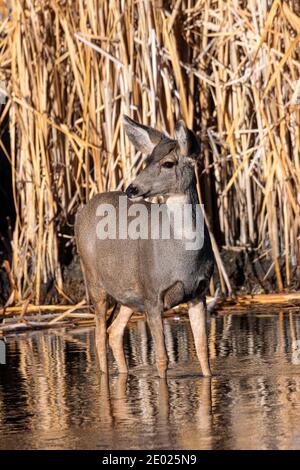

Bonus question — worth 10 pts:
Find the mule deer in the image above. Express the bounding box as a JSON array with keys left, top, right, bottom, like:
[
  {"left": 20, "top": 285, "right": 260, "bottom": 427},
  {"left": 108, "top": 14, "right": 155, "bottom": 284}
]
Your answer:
[{"left": 75, "top": 116, "right": 215, "bottom": 378}]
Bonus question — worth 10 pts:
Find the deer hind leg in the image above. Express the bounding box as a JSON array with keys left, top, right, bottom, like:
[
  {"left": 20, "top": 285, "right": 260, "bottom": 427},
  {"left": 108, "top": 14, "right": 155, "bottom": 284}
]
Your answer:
[
  {"left": 94, "top": 294, "right": 109, "bottom": 374},
  {"left": 146, "top": 304, "right": 168, "bottom": 379},
  {"left": 188, "top": 297, "right": 212, "bottom": 377},
  {"left": 87, "top": 281, "right": 108, "bottom": 374},
  {"left": 107, "top": 305, "right": 133, "bottom": 373}
]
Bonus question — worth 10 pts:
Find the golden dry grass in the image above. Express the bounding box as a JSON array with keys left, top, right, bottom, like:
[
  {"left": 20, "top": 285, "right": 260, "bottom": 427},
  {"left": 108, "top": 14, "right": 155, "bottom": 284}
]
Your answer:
[{"left": 0, "top": 0, "right": 300, "bottom": 304}]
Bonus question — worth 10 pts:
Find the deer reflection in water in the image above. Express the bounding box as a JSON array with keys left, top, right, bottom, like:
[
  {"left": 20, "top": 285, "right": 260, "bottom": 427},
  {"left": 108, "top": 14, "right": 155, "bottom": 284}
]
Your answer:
[{"left": 1, "top": 312, "right": 300, "bottom": 449}]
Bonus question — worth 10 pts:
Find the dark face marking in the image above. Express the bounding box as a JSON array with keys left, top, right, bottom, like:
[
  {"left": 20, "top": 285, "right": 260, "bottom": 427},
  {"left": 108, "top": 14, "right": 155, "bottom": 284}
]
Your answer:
[{"left": 145, "top": 138, "right": 177, "bottom": 164}]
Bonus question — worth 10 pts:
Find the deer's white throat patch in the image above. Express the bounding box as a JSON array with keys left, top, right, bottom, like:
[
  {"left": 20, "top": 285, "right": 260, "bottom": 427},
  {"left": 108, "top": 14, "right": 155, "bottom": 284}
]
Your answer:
[
  {"left": 165, "top": 194, "right": 197, "bottom": 243},
  {"left": 166, "top": 194, "right": 189, "bottom": 207}
]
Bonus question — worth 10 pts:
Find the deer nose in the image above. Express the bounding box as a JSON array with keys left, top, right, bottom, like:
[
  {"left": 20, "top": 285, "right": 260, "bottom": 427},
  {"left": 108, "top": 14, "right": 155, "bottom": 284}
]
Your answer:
[{"left": 126, "top": 184, "right": 140, "bottom": 199}]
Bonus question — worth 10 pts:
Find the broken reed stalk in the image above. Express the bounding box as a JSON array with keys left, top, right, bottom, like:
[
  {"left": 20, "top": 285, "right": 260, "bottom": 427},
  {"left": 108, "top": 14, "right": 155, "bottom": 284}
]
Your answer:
[
  {"left": 0, "top": 303, "right": 90, "bottom": 316},
  {"left": 0, "top": 0, "right": 300, "bottom": 305},
  {"left": 2, "top": 292, "right": 300, "bottom": 336}
]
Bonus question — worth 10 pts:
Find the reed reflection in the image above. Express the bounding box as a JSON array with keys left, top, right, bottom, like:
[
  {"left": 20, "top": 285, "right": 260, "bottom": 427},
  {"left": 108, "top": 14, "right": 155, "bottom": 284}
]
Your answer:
[{"left": 0, "top": 311, "right": 300, "bottom": 449}]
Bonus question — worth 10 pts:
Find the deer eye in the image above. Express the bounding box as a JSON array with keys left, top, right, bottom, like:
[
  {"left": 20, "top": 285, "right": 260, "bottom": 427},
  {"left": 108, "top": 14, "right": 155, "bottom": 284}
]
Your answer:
[{"left": 161, "top": 161, "right": 175, "bottom": 169}]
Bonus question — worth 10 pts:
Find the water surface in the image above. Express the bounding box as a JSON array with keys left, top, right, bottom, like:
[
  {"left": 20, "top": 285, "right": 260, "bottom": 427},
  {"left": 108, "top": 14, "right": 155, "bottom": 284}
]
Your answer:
[{"left": 1, "top": 310, "right": 300, "bottom": 449}]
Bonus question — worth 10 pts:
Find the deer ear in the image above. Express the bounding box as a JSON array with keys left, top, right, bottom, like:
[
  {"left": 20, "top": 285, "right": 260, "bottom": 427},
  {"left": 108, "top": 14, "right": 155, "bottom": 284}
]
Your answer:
[
  {"left": 122, "top": 115, "right": 164, "bottom": 154},
  {"left": 175, "top": 120, "right": 200, "bottom": 160}
]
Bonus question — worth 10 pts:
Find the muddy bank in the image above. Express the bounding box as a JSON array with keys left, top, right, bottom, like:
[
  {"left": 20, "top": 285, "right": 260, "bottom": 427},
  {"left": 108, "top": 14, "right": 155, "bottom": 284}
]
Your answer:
[{"left": 217, "top": 249, "right": 300, "bottom": 295}]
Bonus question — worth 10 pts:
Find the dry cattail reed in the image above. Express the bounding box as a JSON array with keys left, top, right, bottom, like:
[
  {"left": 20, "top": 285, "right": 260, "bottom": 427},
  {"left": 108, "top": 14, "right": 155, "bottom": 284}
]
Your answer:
[{"left": 0, "top": 0, "right": 299, "bottom": 305}]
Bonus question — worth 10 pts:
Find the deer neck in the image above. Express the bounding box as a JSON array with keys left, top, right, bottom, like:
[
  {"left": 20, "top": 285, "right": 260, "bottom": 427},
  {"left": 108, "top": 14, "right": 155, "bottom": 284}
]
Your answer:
[
  {"left": 165, "top": 180, "right": 200, "bottom": 232},
  {"left": 166, "top": 178, "right": 199, "bottom": 208}
]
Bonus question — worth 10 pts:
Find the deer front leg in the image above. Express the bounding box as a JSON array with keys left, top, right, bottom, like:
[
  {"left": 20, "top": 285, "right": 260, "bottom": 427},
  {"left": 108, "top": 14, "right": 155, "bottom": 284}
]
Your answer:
[
  {"left": 146, "top": 305, "right": 168, "bottom": 379},
  {"left": 108, "top": 305, "right": 133, "bottom": 373},
  {"left": 188, "top": 297, "right": 212, "bottom": 377}
]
